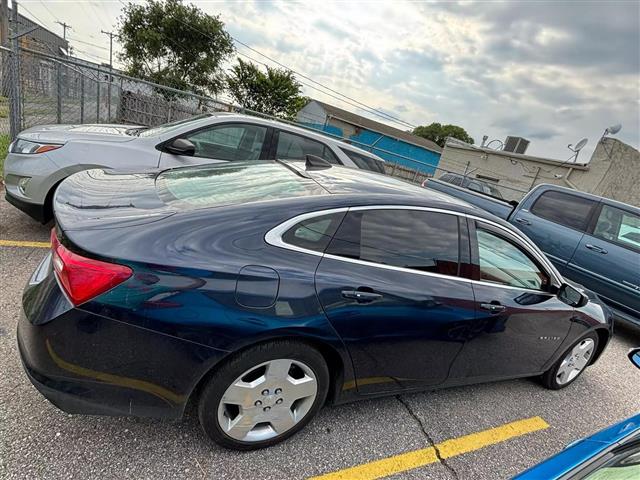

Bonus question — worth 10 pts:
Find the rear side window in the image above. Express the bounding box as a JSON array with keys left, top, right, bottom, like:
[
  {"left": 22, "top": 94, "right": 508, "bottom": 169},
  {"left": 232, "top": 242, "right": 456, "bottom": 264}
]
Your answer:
[
  {"left": 276, "top": 131, "right": 340, "bottom": 164},
  {"left": 339, "top": 148, "right": 385, "bottom": 173},
  {"left": 593, "top": 205, "right": 640, "bottom": 251},
  {"left": 281, "top": 213, "right": 345, "bottom": 253},
  {"left": 531, "top": 191, "right": 597, "bottom": 231},
  {"left": 326, "top": 209, "right": 460, "bottom": 276}
]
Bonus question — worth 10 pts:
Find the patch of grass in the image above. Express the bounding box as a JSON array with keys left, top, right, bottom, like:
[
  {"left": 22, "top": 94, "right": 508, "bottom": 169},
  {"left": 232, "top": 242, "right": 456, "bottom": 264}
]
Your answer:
[{"left": 0, "top": 133, "right": 10, "bottom": 181}]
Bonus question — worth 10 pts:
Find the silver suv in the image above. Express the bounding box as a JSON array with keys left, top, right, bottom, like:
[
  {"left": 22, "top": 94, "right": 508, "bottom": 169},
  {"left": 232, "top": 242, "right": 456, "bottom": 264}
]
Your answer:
[{"left": 3, "top": 113, "right": 385, "bottom": 222}]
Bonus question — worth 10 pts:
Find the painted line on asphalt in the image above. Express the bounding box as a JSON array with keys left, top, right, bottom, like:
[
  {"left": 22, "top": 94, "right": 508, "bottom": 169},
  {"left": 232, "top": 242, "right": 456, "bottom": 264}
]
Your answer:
[
  {"left": 0, "top": 240, "right": 50, "bottom": 248},
  {"left": 308, "top": 416, "right": 549, "bottom": 480}
]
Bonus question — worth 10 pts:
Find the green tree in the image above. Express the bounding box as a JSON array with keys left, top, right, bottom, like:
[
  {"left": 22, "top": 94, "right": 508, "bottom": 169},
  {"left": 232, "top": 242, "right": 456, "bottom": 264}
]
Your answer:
[
  {"left": 118, "top": 0, "right": 234, "bottom": 95},
  {"left": 227, "top": 58, "right": 308, "bottom": 119},
  {"left": 412, "top": 123, "right": 474, "bottom": 147}
]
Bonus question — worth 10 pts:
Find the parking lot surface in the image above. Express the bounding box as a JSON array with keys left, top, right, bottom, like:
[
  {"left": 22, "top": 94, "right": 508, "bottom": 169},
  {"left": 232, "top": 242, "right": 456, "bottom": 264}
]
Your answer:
[{"left": 1, "top": 190, "right": 639, "bottom": 480}]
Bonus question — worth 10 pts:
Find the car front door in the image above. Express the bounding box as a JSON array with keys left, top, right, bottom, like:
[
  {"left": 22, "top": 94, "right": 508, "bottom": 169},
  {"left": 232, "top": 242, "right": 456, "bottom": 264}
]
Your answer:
[
  {"left": 159, "top": 123, "right": 271, "bottom": 167},
  {"left": 511, "top": 189, "right": 598, "bottom": 273},
  {"left": 568, "top": 203, "right": 640, "bottom": 320},
  {"left": 449, "top": 221, "right": 573, "bottom": 380},
  {"left": 314, "top": 207, "right": 476, "bottom": 394}
]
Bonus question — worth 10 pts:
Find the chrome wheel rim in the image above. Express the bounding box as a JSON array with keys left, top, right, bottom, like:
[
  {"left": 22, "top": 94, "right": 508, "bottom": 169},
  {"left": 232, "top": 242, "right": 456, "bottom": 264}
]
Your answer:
[
  {"left": 217, "top": 358, "right": 318, "bottom": 442},
  {"left": 556, "top": 338, "right": 595, "bottom": 385}
]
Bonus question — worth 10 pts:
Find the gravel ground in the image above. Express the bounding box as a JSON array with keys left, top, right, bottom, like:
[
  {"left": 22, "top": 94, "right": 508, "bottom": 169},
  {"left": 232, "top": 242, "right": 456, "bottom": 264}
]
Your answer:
[{"left": 1, "top": 190, "right": 639, "bottom": 480}]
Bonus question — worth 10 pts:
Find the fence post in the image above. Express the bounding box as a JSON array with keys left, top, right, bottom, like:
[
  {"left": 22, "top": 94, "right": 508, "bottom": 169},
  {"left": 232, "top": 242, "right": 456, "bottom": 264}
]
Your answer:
[
  {"left": 107, "top": 72, "right": 111, "bottom": 121},
  {"left": 96, "top": 79, "right": 100, "bottom": 122},
  {"left": 79, "top": 75, "right": 84, "bottom": 123},
  {"left": 56, "top": 62, "right": 62, "bottom": 123},
  {"left": 8, "top": 3, "right": 22, "bottom": 139}
]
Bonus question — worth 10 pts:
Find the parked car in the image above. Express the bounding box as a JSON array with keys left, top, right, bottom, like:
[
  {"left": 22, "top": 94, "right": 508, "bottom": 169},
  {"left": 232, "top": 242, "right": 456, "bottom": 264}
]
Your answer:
[
  {"left": 425, "top": 172, "right": 504, "bottom": 199},
  {"left": 514, "top": 347, "right": 640, "bottom": 479},
  {"left": 19, "top": 159, "right": 612, "bottom": 450},
  {"left": 424, "top": 180, "right": 640, "bottom": 328},
  {"left": 3, "top": 113, "right": 385, "bottom": 223}
]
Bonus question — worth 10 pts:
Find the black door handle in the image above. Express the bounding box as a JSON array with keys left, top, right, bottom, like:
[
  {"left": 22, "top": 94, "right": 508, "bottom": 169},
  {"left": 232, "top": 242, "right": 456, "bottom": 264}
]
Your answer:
[
  {"left": 585, "top": 244, "right": 608, "bottom": 254},
  {"left": 480, "top": 302, "right": 506, "bottom": 313},
  {"left": 341, "top": 289, "right": 383, "bottom": 303},
  {"left": 514, "top": 217, "right": 531, "bottom": 226}
]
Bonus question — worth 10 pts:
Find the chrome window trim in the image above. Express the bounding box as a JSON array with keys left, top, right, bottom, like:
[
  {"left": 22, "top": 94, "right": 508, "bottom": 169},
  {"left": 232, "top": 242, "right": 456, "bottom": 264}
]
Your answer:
[{"left": 264, "top": 205, "right": 563, "bottom": 292}]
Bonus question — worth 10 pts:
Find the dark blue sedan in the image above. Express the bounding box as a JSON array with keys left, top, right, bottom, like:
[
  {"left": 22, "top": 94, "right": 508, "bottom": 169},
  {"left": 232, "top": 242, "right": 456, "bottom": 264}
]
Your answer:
[{"left": 18, "top": 159, "right": 613, "bottom": 449}]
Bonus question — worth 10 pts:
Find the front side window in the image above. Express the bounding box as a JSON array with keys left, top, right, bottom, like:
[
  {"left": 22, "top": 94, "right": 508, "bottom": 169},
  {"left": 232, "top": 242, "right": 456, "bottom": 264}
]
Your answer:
[
  {"left": 326, "top": 209, "right": 460, "bottom": 276},
  {"left": 276, "top": 131, "right": 339, "bottom": 163},
  {"left": 185, "top": 124, "right": 266, "bottom": 161},
  {"left": 593, "top": 205, "right": 640, "bottom": 250},
  {"left": 477, "top": 228, "right": 549, "bottom": 290},
  {"left": 531, "top": 190, "right": 597, "bottom": 231},
  {"left": 281, "top": 213, "right": 345, "bottom": 253}
]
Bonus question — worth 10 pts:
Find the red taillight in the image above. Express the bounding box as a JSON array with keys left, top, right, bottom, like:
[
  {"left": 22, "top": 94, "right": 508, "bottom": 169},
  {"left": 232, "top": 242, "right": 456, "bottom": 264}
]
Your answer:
[{"left": 50, "top": 229, "right": 132, "bottom": 306}]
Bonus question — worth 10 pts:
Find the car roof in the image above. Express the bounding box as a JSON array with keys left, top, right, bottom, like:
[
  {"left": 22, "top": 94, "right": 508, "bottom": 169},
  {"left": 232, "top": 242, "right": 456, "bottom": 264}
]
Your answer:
[{"left": 159, "top": 160, "right": 494, "bottom": 219}]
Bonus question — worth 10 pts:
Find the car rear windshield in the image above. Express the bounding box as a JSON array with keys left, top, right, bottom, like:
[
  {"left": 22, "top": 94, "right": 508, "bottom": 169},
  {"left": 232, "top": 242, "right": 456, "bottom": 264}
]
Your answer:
[{"left": 156, "top": 162, "right": 328, "bottom": 208}]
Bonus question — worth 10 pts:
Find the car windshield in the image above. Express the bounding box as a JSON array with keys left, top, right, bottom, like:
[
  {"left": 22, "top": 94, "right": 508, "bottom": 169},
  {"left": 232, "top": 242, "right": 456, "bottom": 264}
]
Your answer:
[
  {"left": 582, "top": 441, "right": 640, "bottom": 480},
  {"left": 156, "top": 161, "right": 328, "bottom": 208},
  {"left": 137, "top": 114, "right": 212, "bottom": 138}
]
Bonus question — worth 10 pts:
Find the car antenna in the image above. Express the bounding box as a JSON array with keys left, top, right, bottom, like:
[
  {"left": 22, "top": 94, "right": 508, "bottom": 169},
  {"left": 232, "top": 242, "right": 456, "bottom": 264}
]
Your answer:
[{"left": 305, "top": 155, "right": 332, "bottom": 170}]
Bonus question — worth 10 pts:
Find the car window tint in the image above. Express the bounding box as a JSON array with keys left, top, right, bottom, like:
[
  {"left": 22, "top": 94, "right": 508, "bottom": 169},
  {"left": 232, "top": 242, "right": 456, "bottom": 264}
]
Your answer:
[
  {"left": 531, "top": 191, "right": 596, "bottom": 231},
  {"left": 281, "top": 213, "right": 345, "bottom": 252},
  {"left": 487, "top": 185, "right": 503, "bottom": 199},
  {"left": 326, "top": 209, "right": 460, "bottom": 276},
  {"left": 450, "top": 176, "right": 463, "bottom": 186},
  {"left": 186, "top": 124, "right": 266, "bottom": 161},
  {"left": 339, "top": 148, "right": 385, "bottom": 173},
  {"left": 477, "top": 228, "right": 548, "bottom": 290},
  {"left": 277, "top": 131, "right": 339, "bottom": 164},
  {"left": 468, "top": 181, "right": 483, "bottom": 193},
  {"left": 593, "top": 205, "right": 640, "bottom": 250}
]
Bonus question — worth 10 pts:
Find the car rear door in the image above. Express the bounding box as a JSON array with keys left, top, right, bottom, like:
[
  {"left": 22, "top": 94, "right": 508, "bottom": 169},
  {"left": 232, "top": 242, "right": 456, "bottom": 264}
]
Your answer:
[
  {"left": 271, "top": 130, "right": 342, "bottom": 164},
  {"left": 314, "top": 207, "right": 476, "bottom": 394},
  {"left": 448, "top": 220, "right": 573, "bottom": 380},
  {"left": 567, "top": 203, "right": 640, "bottom": 320},
  {"left": 511, "top": 189, "right": 598, "bottom": 273}
]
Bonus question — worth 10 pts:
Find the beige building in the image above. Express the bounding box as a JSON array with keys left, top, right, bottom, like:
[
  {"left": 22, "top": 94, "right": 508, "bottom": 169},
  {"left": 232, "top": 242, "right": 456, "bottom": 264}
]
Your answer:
[{"left": 438, "top": 137, "right": 640, "bottom": 206}]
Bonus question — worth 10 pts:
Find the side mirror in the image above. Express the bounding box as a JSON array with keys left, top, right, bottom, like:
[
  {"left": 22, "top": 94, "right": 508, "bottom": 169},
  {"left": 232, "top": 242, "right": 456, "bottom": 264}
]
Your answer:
[
  {"left": 558, "top": 283, "right": 588, "bottom": 308},
  {"left": 629, "top": 348, "right": 640, "bottom": 369},
  {"left": 165, "top": 138, "right": 196, "bottom": 156}
]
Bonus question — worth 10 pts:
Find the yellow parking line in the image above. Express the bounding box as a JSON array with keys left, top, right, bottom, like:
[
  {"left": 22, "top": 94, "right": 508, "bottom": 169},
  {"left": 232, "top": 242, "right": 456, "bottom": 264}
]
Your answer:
[
  {"left": 0, "top": 240, "right": 50, "bottom": 248},
  {"left": 309, "top": 416, "right": 549, "bottom": 480}
]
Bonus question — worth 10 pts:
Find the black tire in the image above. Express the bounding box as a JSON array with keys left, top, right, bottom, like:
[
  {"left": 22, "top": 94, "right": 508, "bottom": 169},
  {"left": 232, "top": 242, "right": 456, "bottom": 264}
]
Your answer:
[
  {"left": 540, "top": 333, "right": 599, "bottom": 390},
  {"left": 198, "top": 340, "right": 329, "bottom": 450}
]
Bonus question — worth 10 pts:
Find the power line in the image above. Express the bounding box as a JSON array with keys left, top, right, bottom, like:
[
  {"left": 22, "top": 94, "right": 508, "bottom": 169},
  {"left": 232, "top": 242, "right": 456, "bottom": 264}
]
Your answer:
[
  {"left": 115, "top": 0, "right": 417, "bottom": 130},
  {"left": 38, "top": 0, "right": 59, "bottom": 22},
  {"left": 55, "top": 20, "right": 71, "bottom": 40}
]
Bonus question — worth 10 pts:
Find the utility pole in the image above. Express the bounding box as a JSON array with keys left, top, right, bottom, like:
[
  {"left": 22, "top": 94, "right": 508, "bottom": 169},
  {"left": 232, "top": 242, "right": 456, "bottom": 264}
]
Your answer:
[
  {"left": 56, "top": 21, "right": 71, "bottom": 39},
  {"left": 101, "top": 30, "right": 116, "bottom": 121}
]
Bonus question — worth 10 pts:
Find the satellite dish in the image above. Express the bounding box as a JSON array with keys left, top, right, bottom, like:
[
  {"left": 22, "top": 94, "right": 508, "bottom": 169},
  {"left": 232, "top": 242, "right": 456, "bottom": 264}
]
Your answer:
[
  {"left": 568, "top": 138, "right": 588, "bottom": 152},
  {"left": 574, "top": 138, "right": 588, "bottom": 151},
  {"left": 606, "top": 124, "right": 622, "bottom": 135}
]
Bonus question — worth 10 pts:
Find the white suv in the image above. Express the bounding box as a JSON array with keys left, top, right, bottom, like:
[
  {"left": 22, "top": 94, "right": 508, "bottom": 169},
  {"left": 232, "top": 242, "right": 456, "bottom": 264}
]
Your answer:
[{"left": 3, "top": 113, "right": 385, "bottom": 222}]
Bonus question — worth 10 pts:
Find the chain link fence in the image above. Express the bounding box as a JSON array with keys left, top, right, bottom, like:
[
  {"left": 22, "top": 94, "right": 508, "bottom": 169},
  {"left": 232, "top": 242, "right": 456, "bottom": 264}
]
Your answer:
[{"left": 1, "top": 45, "right": 527, "bottom": 201}]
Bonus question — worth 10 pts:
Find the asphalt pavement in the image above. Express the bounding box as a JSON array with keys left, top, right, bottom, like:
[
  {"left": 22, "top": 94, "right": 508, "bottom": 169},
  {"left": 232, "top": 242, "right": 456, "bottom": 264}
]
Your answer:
[{"left": 1, "top": 190, "right": 639, "bottom": 480}]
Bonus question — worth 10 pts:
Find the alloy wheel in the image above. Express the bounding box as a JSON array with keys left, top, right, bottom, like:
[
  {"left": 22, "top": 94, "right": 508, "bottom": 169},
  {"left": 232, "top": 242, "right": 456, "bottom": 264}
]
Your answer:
[
  {"left": 556, "top": 338, "right": 595, "bottom": 385},
  {"left": 217, "top": 358, "right": 318, "bottom": 442}
]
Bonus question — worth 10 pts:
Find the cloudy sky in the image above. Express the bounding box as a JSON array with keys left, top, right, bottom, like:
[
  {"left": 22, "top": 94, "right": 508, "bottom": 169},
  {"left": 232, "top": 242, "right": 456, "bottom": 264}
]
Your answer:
[{"left": 18, "top": 0, "right": 640, "bottom": 161}]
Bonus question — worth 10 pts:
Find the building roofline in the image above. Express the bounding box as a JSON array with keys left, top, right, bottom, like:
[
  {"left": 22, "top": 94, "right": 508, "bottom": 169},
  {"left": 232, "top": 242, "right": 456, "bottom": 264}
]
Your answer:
[
  {"left": 308, "top": 99, "right": 442, "bottom": 154},
  {"left": 444, "top": 139, "right": 590, "bottom": 170}
]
